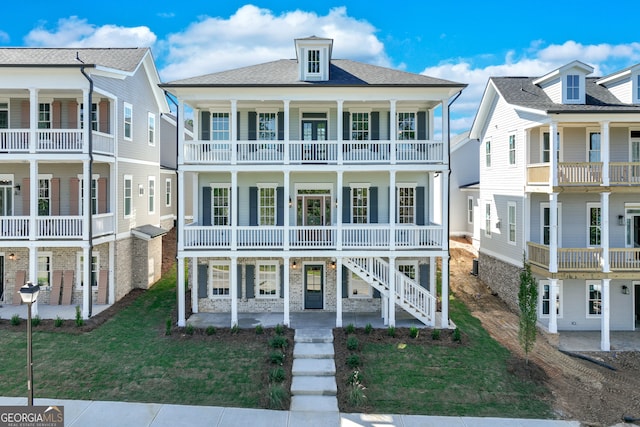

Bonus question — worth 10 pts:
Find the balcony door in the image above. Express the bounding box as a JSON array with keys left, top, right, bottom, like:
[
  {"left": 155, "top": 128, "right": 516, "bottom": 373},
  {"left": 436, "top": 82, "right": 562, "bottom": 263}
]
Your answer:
[
  {"left": 0, "top": 179, "right": 13, "bottom": 216},
  {"left": 302, "top": 119, "right": 327, "bottom": 161},
  {"left": 296, "top": 189, "right": 332, "bottom": 243},
  {"left": 304, "top": 264, "right": 323, "bottom": 309}
]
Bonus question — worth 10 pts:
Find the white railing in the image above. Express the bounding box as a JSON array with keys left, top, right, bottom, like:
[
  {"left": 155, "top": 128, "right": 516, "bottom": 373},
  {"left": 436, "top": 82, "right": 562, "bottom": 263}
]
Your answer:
[
  {"left": 558, "top": 162, "right": 602, "bottom": 185},
  {"left": 289, "top": 141, "right": 338, "bottom": 163},
  {"left": 238, "top": 143, "right": 285, "bottom": 163},
  {"left": 92, "top": 213, "right": 114, "bottom": 237},
  {"left": 342, "top": 226, "right": 390, "bottom": 248},
  {"left": 610, "top": 162, "right": 640, "bottom": 184},
  {"left": 237, "top": 226, "right": 284, "bottom": 248},
  {"left": 37, "top": 216, "right": 83, "bottom": 238},
  {"left": 609, "top": 248, "right": 640, "bottom": 270},
  {"left": 289, "top": 227, "right": 336, "bottom": 248},
  {"left": 0, "top": 216, "right": 29, "bottom": 239},
  {"left": 0, "top": 129, "right": 30, "bottom": 151},
  {"left": 395, "top": 141, "right": 443, "bottom": 163},
  {"left": 37, "top": 130, "right": 83, "bottom": 151},
  {"left": 395, "top": 226, "right": 443, "bottom": 248},
  {"left": 92, "top": 131, "right": 115, "bottom": 155},
  {"left": 394, "top": 269, "right": 435, "bottom": 321},
  {"left": 183, "top": 226, "right": 231, "bottom": 248},
  {"left": 345, "top": 257, "right": 389, "bottom": 289},
  {"left": 342, "top": 142, "right": 390, "bottom": 162}
]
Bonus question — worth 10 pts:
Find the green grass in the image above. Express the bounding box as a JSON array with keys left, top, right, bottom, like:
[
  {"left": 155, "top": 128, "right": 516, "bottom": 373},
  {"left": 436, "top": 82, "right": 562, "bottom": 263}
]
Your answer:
[
  {"left": 357, "top": 296, "right": 553, "bottom": 418},
  {"left": 0, "top": 266, "right": 268, "bottom": 408}
]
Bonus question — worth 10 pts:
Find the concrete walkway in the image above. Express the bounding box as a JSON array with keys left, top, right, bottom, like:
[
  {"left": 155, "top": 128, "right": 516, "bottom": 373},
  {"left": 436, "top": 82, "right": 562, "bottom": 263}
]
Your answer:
[{"left": 0, "top": 396, "right": 582, "bottom": 426}]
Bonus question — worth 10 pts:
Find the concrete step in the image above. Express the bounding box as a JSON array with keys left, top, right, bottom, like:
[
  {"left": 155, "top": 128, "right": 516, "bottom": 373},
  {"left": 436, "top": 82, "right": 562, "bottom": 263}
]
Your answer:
[
  {"left": 291, "top": 376, "right": 337, "bottom": 396},
  {"left": 290, "top": 395, "right": 339, "bottom": 412},
  {"left": 292, "top": 358, "right": 335, "bottom": 376},
  {"left": 293, "top": 342, "right": 334, "bottom": 359},
  {"left": 295, "top": 328, "right": 333, "bottom": 344}
]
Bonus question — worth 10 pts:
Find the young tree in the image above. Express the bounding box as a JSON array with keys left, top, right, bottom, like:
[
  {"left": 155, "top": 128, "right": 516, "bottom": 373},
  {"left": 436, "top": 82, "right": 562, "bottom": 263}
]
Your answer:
[{"left": 518, "top": 260, "right": 538, "bottom": 364}]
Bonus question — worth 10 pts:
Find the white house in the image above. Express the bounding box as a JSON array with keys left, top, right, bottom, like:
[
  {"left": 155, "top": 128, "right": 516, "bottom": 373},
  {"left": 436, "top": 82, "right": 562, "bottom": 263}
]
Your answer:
[
  {"left": 470, "top": 61, "right": 640, "bottom": 350},
  {"left": 162, "top": 36, "right": 466, "bottom": 328},
  {"left": 0, "top": 48, "right": 176, "bottom": 318}
]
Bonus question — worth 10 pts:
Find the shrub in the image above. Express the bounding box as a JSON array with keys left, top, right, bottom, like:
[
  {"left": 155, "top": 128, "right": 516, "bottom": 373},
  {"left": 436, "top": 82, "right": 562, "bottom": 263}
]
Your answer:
[
  {"left": 346, "top": 336, "right": 359, "bottom": 351},
  {"left": 387, "top": 326, "right": 396, "bottom": 337},
  {"left": 347, "top": 370, "right": 362, "bottom": 386},
  {"left": 345, "top": 323, "right": 355, "bottom": 334},
  {"left": 348, "top": 382, "right": 367, "bottom": 407},
  {"left": 274, "top": 324, "right": 284, "bottom": 335},
  {"left": 269, "top": 351, "right": 285, "bottom": 365},
  {"left": 205, "top": 326, "right": 216, "bottom": 336},
  {"left": 54, "top": 316, "right": 64, "bottom": 328},
  {"left": 453, "top": 327, "right": 462, "bottom": 342},
  {"left": 364, "top": 323, "right": 373, "bottom": 334},
  {"left": 269, "top": 367, "right": 286, "bottom": 383},
  {"left": 346, "top": 354, "right": 361, "bottom": 368},
  {"left": 231, "top": 324, "right": 240, "bottom": 334},
  {"left": 267, "top": 384, "right": 287, "bottom": 410},
  {"left": 269, "top": 335, "right": 288, "bottom": 349},
  {"left": 10, "top": 314, "right": 21, "bottom": 326},
  {"left": 255, "top": 324, "right": 264, "bottom": 335},
  {"left": 431, "top": 328, "right": 441, "bottom": 340},
  {"left": 75, "top": 305, "right": 84, "bottom": 327},
  {"left": 409, "top": 326, "right": 419, "bottom": 338},
  {"left": 165, "top": 318, "right": 172, "bottom": 336},
  {"left": 185, "top": 323, "right": 195, "bottom": 336},
  {"left": 31, "top": 315, "right": 41, "bottom": 327}
]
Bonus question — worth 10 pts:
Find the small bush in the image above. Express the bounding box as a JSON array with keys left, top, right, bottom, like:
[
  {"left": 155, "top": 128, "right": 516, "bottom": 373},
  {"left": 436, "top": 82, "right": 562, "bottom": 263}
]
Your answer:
[
  {"left": 185, "top": 324, "right": 195, "bottom": 336},
  {"left": 387, "top": 326, "right": 396, "bottom": 337},
  {"left": 255, "top": 324, "right": 264, "bottom": 335},
  {"left": 75, "top": 305, "right": 84, "bottom": 327},
  {"left": 348, "top": 381, "right": 367, "bottom": 407},
  {"left": 231, "top": 324, "right": 240, "bottom": 334},
  {"left": 165, "top": 318, "right": 172, "bottom": 336},
  {"left": 205, "top": 326, "right": 216, "bottom": 336},
  {"left": 54, "top": 316, "right": 64, "bottom": 328},
  {"left": 269, "top": 351, "right": 285, "bottom": 365},
  {"left": 347, "top": 370, "right": 362, "bottom": 386},
  {"left": 269, "top": 367, "right": 286, "bottom": 382},
  {"left": 274, "top": 324, "right": 284, "bottom": 335},
  {"left": 346, "top": 354, "right": 361, "bottom": 368},
  {"left": 269, "top": 335, "right": 288, "bottom": 349},
  {"left": 431, "top": 328, "right": 441, "bottom": 340},
  {"left": 10, "top": 314, "right": 21, "bottom": 326},
  {"left": 409, "top": 326, "right": 419, "bottom": 338},
  {"left": 267, "top": 384, "right": 287, "bottom": 410},
  {"left": 31, "top": 315, "right": 41, "bottom": 327},
  {"left": 364, "top": 323, "right": 373, "bottom": 334},
  {"left": 346, "top": 336, "right": 359, "bottom": 351},
  {"left": 345, "top": 323, "right": 355, "bottom": 334},
  {"left": 453, "top": 327, "right": 462, "bottom": 342}
]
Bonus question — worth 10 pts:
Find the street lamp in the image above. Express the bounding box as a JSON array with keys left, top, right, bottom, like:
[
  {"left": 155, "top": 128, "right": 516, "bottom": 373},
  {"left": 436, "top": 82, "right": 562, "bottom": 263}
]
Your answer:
[{"left": 19, "top": 281, "right": 40, "bottom": 406}]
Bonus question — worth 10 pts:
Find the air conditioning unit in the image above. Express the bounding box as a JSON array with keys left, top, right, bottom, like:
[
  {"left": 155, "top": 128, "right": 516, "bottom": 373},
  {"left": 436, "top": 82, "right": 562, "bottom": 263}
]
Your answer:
[{"left": 471, "top": 258, "right": 479, "bottom": 276}]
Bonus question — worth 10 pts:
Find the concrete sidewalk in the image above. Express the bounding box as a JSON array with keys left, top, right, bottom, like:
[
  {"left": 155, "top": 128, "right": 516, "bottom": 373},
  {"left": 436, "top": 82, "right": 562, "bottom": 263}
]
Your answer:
[{"left": 0, "top": 396, "right": 581, "bottom": 427}]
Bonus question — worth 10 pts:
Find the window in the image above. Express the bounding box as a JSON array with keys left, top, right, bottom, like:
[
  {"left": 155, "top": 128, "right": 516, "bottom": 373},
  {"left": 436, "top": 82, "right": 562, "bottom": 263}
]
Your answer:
[
  {"left": 38, "top": 177, "right": 50, "bottom": 216},
  {"left": 165, "top": 178, "right": 172, "bottom": 207},
  {"left": 78, "top": 175, "right": 98, "bottom": 215},
  {"left": 148, "top": 113, "right": 155, "bottom": 146},
  {"left": 211, "top": 185, "right": 230, "bottom": 226},
  {"left": 258, "top": 185, "right": 276, "bottom": 226},
  {"left": 124, "top": 175, "right": 132, "bottom": 217},
  {"left": 307, "top": 49, "right": 320, "bottom": 73},
  {"left": 587, "top": 281, "right": 602, "bottom": 317},
  {"left": 37, "top": 252, "right": 52, "bottom": 287},
  {"left": 211, "top": 112, "right": 230, "bottom": 141},
  {"left": 80, "top": 103, "right": 98, "bottom": 131},
  {"left": 0, "top": 102, "right": 8, "bottom": 129},
  {"left": 508, "top": 134, "right": 516, "bottom": 165},
  {"left": 397, "top": 112, "right": 416, "bottom": 140},
  {"left": 541, "top": 203, "right": 562, "bottom": 246},
  {"left": 397, "top": 186, "right": 415, "bottom": 224},
  {"left": 467, "top": 196, "right": 474, "bottom": 224},
  {"left": 351, "top": 186, "right": 369, "bottom": 224},
  {"left": 0, "top": 176, "right": 13, "bottom": 216},
  {"left": 508, "top": 202, "right": 517, "bottom": 244},
  {"left": 588, "top": 131, "right": 601, "bottom": 162},
  {"left": 38, "top": 103, "right": 51, "bottom": 129},
  {"left": 398, "top": 261, "right": 417, "bottom": 283},
  {"left": 542, "top": 131, "right": 561, "bottom": 163},
  {"left": 351, "top": 112, "right": 369, "bottom": 141},
  {"left": 485, "top": 203, "right": 491, "bottom": 237},
  {"left": 258, "top": 112, "right": 277, "bottom": 141},
  {"left": 539, "top": 280, "right": 562, "bottom": 318},
  {"left": 587, "top": 203, "right": 601, "bottom": 246},
  {"left": 77, "top": 252, "right": 99, "bottom": 287},
  {"left": 209, "top": 262, "right": 230, "bottom": 297},
  {"left": 566, "top": 75, "right": 580, "bottom": 101},
  {"left": 124, "top": 103, "right": 132, "bottom": 140},
  {"left": 257, "top": 262, "right": 278, "bottom": 297},
  {"left": 349, "top": 271, "right": 371, "bottom": 297},
  {"left": 485, "top": 140, "right": 491, "bottom": 167},
  {"left": 148, "top": 176, "right": 155, "bottom": 214}
]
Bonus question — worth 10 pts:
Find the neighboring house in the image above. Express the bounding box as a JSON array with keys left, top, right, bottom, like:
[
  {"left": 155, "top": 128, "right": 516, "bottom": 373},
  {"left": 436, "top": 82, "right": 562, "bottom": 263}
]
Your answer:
[
  {"left": 162, "top": 36, "right": 466, "bottom": 328},
  {"left": 470, "top": 61, "right": 640, "bottom": 350},
  {"left": 0, "top": 48, "right": 176, "bottom": 318}
]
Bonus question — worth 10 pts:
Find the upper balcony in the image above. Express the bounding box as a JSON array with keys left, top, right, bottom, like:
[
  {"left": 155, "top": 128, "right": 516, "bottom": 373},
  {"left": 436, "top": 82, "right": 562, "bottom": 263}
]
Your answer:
[
  {"left": 527, "top": 162, "right": 640, "bottom": 187},
  {"left": 0, "top": 129, "right": 115, "bottom": 156},
  {"left": 0, "top": 213, "right": 115, "bottom": 240},
  {"left": 527, "top": 242, "right": 640, "bottom": 273}
]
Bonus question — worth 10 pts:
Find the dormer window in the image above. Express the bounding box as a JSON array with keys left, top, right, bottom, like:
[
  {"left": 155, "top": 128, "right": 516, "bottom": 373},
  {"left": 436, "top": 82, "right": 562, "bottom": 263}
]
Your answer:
[
  {"left": 566, "top": 75, "right": 580, "bottom": 101},
  {"left": 295, "top": 36, "right": 333, "bottom": 82},
  {"left": 308, "top": 50, "right": 320, "bottom": 74}
]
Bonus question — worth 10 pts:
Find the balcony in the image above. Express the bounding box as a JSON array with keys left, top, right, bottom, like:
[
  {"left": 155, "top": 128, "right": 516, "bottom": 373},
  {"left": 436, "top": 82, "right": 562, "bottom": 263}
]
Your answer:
[
  {"left": 182, "top": 140, "right": 444, "bottom": 165},
  {"left": 182, "top": 224, "right": 445, "bottom": 250},
  {"left": 0, "top": 213, "right": 115, "bottom": 240},
  {"left": 0, "top": 129, "right": 115, "bottom": 156},
  {"left": 527, "top": 162, "right": 640, "bottom": 186},
  {"left": 527, "top": 242, "right": 640, "bottom": 272}
]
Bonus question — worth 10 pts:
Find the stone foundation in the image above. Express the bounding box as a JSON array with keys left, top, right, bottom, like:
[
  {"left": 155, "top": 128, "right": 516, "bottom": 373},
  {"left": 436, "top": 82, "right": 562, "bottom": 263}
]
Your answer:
[{"left": 478, "top": 252, "right": 521, "bottom": 312}]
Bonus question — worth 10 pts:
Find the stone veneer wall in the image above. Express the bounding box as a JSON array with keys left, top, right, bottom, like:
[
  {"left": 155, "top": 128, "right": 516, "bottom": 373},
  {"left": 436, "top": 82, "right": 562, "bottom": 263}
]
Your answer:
[
  {"left": 478, "top": 252, "right": 521, "bottom": 312},
  {"left": 115, "top": 237, "right": 134, "bottom": 302},
  {"left": 132, "top": 236, "right": 163, "bottom": 290}
]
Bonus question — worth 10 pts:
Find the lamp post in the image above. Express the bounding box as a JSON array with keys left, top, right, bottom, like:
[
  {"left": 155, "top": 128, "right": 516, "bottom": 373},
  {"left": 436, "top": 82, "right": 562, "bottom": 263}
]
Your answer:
[{"left": 19, "top": 281, "right": 40, "bottom": 406}]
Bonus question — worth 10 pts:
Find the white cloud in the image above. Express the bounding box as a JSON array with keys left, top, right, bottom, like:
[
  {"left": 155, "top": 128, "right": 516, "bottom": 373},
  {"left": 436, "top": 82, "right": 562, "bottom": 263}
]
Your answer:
[
  {"left": 24, "top": 16, "right": 156, "bottom": 48},
  {"left": 0, "top": 30, "right": 9, "bottom": 43},
  {"left": 160, "top": 4, "right": 388, "bottom": 81}
]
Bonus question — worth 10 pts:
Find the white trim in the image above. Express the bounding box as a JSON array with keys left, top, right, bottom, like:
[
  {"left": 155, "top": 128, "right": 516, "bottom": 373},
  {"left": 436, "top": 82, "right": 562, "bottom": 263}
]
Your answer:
[
  {"left": 508, "top": 133, "right": 516, "bottom": 166},
  {"left": 208, "top": 260, "right": 231, "bottom": 299},
  {"left": 123, "top": 175, "right": 133, "bottom": 218},
  {"left": 586, "top": 280, "right": 602, "bottom": 318},
  {"left": 478, "top": 247, "right": 524, "bottom": 269},
  {"left": 148, "top": 176, "right": 156, "bottom": 215},
  {"left": 539, "top": 280, "right": 563, "bottom": 319},
  {"left": 36, "top": 251, "right": 53, "bottom": 288},
  {"left": 123, "top": 102, "right": 133, "bottom": 141},
  {"left": 165, "top": 178, "right": 172, "bottom": 208},
  {"left": 586, "top": 202, "right": 601, "bottom": 248},
  {"left": 507, "top": 201, "right": 517, "bottom": 245},
  {"left": 540, "top": 202, "right": 563, "bottom": 246},
  {"left": 302, "top": 261, "right": 325, "bottom": 309},
  {"left": 75, "top": 251, "right": 100, "bottom": 289},
  {"left": 257, "top": 183, "right": 278, "bottom": 226},
  {"left": 586, "top": 127, "right": 601, "bottom": 162},
  {"left": 484, "top": 202, "right": 491, "bottom": 237},
  {"left": 467, "top": 196, "right": 474, "bottom": 225},
  {"left": 256, "top": 260, "right": 279, "bottom": 299},
  {"left": 117, "top": 157, "right": 161, "bottom": 167},
  {"left": 148, "top": 112, "right": 156, "bottom": 146}
]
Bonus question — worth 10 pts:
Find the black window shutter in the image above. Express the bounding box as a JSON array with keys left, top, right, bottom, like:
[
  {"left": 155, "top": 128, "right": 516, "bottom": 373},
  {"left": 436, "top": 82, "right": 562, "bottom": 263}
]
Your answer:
[
  {"left": 279, "top": 265, "right": 284, "bottom": 298},
  {"left": 371, "top": 112, "right": 380, "bottom": 141},
  {"left": 276, "top": 186, "right": 284, "bottom": 226},
  {"left": 416, "top": 186, "right": 425, "bottom": 226},
  {"left": 249, "top": 187, "right": 258, "bottom": 226},
  {"left": 387, "top": 111, "right": 391, "bottom": 140},
  {"left": 369, "top": 187, "right": 378, "bottom": 224},
  {"left": 198, "top": 264, "right": 208, "bottom": 298},
  {"left": 342, "top": 187, "right": 351, "bottom": 223},
  {"left": 248, "top": 111, "right": 257, "bottom": 141},
  {"left": 342, "top": 266, "right": 349, "bottom": 298},
  {"left": 202, "top": 186, "right": 211, "bottom": 226},
  {"left": 342, "top": 112, "right": 350, "bottom": 140},
  {"left": 246, "top": 265, "right": 255, "bottom": 298},
  {"left": 277, "top": 112, "right": 284, "bottom": 141},
  {"left": 419, "top": 264, "right": 429, "bottom": 290},
  {"left": 417, "top": 111, "right": 427, "bottom": 140},
  {"left": 200, "top": 111, "right": 210, "bottom": 140},
  {"left": 237, "top": 265, "right": 243, "bottom": 298}
]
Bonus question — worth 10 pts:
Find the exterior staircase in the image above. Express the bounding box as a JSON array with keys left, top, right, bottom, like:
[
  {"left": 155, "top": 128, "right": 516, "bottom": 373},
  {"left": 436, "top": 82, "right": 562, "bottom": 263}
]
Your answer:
[
  {"left": 290, "top": 328, "right": 338, "bottom": 412},
  {"left": 343, "top": 257, "right": 436, "bottom": 326}
]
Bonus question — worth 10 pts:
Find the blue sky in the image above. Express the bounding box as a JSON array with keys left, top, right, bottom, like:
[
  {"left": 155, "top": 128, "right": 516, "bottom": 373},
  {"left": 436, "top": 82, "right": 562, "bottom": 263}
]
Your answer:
[{"left": 2, "top": 1, "right": 639, "bottom": 133}]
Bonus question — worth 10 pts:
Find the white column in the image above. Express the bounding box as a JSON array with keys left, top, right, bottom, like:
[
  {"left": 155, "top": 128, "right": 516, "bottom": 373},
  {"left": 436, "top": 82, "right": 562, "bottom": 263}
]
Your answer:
[
  {"left": 231, "top": 172, "right": 237, "bottom": 250},
  {"left": 193, "top": 109, "right": 199, "bottom": 142},
  {"left": 549, "top": 121, "right": 558, "bottom": 186},
  {"left": 82, "top": 245, "right": 91, "bottom": 319},
  {"left": 29, "top": 88, "right": 38, "bottom": 153},
  {"left": 82, "top": 157, "right": 91, "bottom": 238},
  {"left": 441, "top": 255, "right": 450, "bottom": 328},
  {"left": 524, "top": 193, "right": 530, "bottom": 250},
  {"left": 337, "top": 171, "right": 343, "bottom": 250},
  {"left": 601, "top": 192, "right": 610, "bottom": 273},
  {"left": 29, "top": 160, "right": 37, "bottom": 240},
  {"left": 191, "top": 172, "right": 198, "bottom": 225},
  {"left": 82, "top": 89, "right": 90, "bottom": 155},
  {"left": 177, "top": 99, "right": 185, "bottom": 166},
  {"left": 442, "top": 171, "right": 449, "bottom": 251},
  {"left": 601, "top": 279, "right": 610, "bottom": 351},
  {"left": 548, "top": 278, "right": 558, "bottom": 333},
  {"left": 337, "top": 100, "right": 344, "bottom": 165},
  {"left": 389, "top": 171, "right": 396, "bottom": 249},
  {"left": 231, "top": 100, "right": 238, "bottom": 164},
  {"left": 283, "top": 100, "right": 290, "bottom": 165},
  {"left": 429, "top": 257, "right": 436, "bottom": 327},
  {"left": 388, "top": 257, "right": 396, "bottom": 327},
  {"left": 177, "top": 170, "right": 185, "bottom": 251},
  {"left": 191, "top": 257, "right": 199, "bottom": 314},
  {"left": 230, "top": 257, "right": 238, "bottom": 327},
  {"left": 284, "top": 172, "right": 290, "bottom": 250},
  {"left": 601, "top": 121, "right": 610, "bottom": 186},
  {"left": 177, "top": 255, "right": 186, "bottom": 327},
  {"left": 549, "top": 193, "right": 559, "bottom": 273},
  {"left": 441, "top": 98, "right": 450, "bottom": 165},
  {"left": 283, "top": 257, "right": 290, "bottom": 327},
  {"left": 336, "top": 257, "right": 343, "bottom": 327},
  {"left": 389, "top": 100, "right": 397, "bottom": 164}
]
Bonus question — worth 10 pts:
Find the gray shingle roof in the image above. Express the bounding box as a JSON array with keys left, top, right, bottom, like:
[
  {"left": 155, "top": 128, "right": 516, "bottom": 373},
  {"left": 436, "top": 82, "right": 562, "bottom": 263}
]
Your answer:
[
  {"left": 0, "top": 48, "right": 148, "bottom": 72},
  {"left": 492, "top": 76, "right": 640, "bottom": 113},
  {"left": 163, "top": 59, "right": 464, "bottom": 87}
]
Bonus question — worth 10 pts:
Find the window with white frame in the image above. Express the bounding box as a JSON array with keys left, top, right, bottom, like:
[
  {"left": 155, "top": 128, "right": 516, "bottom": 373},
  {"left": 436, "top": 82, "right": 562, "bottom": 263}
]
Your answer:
[
  {"left": 397, "top": 112, "right": 416, "bottom": 140},
  {"left": 257, "top": 261, "right": 278, "bottom": 297},
  {"left": 539, "top": 280, "right": 562, "bottom": 318},
  {"left": 586, "top": 280, "right": 602, "bottom": 317},
  {"left": 398, "top": 261, "right": 418, "bottom": 283},
  {"left": 542, "top": 131, "right": 561, "bottom": 163},
  {"left": 78, "top": 175, "right": 98, "bottom": 215},
  {"left": 588, "top": 131, "right": 601, "bottom": 162},
  {"left": 0, "top": 102, "right": 8, "bottom": 129},
  {"left": 37, "top": 252, "right": 52, "bottom": 287},
  {"left": 485, "top": 203, "right": 491, "bottom": 237},
  {"left": 349, "top": 271, "right": 371, "bottom": 297},
  {"left": 541, "top": 203, "right": 562, "bottom": 246},
  {"left": 508, "top": 202, "right": 517, "bottom": 244},
  {"left": 77, "top": 252, "right": 99, "bottom": 287},
  {"left": 258, "top": 185, "right": 276, "bottom": 226},
  {"left": 80, "top": 103, "right": 98, "bottom": 131},
  {"left": 211, "top": 112, "right": 230, "bottom": 140},
  {"left": 566, "top": 75, "right": 580, "bottom": 101},
  {"left": 209, "top": 262, "right": 230, "bottom": 297},
  {"left": 124, "top": 103, "right": 132, "bottom": 140},
  {"left": 587, "top": 203, "right": 601, "bottom": 246},
  {"left": 485, "top": 140, "right": 491, "bottom": 167},
  {"left": 38, "top": 177, "right": 51, "bottom": 216},
  {"left": 351, "top": 186, "right": 369, "bottom": 224},
  {"left": 38, "top": 103, "right": 51, "bottom": 129},
  {"left": 307, "top": 49, "right": 320, "bottom": 74},
  {"left": 258, "top": 112, "right": 277, "bottom": 141},
  {"left": 148, "top": 176, "right": 155, "bottom": 214},
  {"left": 351, "top": 112, "right": 369, "bottom": 141},
  {"left": 508, "top": 134, "right": 516, "bottom": 165},
  {"left": 467, "top": 196, "right": 474, "bottom": 225},
  {"left": 211, "top": 185, "right": 230, "bottom": 226},
  {"left": 148, "top": 113, "right": 155, "bottom": 146},
  {"left": 397, "top": 186, "right": 415, "bottom": 224},
  {"left": 165, "top": 178, "right": 172, "bottom": 207},
  {"left": 124, "top": 175, "right": 132, "bottom": 217}
]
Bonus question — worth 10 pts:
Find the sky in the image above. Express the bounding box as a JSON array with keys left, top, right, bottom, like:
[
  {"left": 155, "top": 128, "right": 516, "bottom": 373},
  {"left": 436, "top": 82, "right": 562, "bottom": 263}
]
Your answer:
[{"left": 2, "top": 1, "right": 640, "bottom": 135}]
